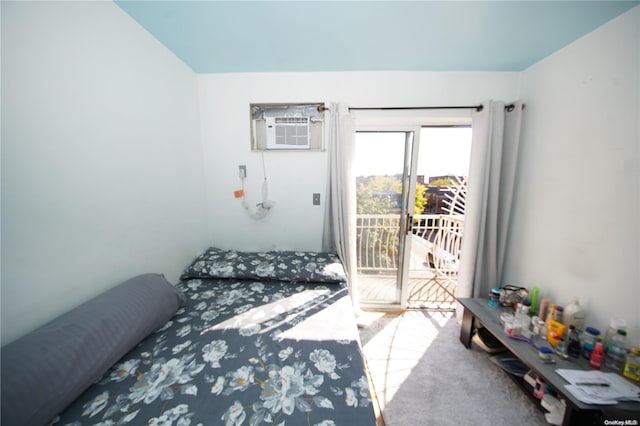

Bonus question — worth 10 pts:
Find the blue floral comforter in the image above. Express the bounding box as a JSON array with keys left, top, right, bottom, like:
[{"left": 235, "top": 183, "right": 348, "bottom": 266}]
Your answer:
[{"left": 52, "top": 250, "right": 376, "bottom": 426}]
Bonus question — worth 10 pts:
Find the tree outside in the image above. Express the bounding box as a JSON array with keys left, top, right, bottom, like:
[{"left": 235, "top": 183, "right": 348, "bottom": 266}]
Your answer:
[
  {"left": 357, "top": 175, "right": 427, "bottom": 215},
  {"left": 356, "top": 175, "right": 429, "bottom": 270}
]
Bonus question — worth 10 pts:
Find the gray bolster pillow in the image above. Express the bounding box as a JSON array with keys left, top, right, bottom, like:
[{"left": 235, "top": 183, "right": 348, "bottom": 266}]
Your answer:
[{"left": 1, "top": 273, "right": 185, "bottom": 426}]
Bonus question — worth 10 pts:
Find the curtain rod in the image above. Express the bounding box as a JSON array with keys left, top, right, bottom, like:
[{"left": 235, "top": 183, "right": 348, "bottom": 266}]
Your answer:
[
  {"left": 347, "top": 104, "right": 524, "bottom": 112},
  {"left": 349, "top": 105, "right": 484, "bottom": 112}
]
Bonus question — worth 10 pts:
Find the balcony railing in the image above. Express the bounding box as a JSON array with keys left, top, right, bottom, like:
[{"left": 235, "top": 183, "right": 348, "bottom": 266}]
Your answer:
[
  {"left": 356, "top": 214, "right": 464, "bottom": 270},
  {"left": 356, "top": 214, "right": 464, "bottom": 307},
  {"left": 356, "top": 214, "right": 402, "bottom": 272}
]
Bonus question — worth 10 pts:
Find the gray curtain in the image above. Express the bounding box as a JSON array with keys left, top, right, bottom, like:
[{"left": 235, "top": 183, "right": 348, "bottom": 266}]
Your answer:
[
  {"left": 322, "top": 103, "right": 360, "bottom": 311},
  {"left": 456, "top": 100, "right": 524, "bottom": 309}
]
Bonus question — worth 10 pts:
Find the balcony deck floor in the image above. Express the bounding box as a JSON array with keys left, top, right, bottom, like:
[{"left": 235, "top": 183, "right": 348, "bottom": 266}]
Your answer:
[
  {"left": 357, "top": 273, "right": 457, "bottom": 310},
  {"left": 357, "top": 233, "right": 457, "bottom": 309}
]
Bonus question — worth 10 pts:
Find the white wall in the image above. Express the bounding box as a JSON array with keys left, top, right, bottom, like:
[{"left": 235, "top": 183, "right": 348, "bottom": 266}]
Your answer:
[
  {"left": 1, "top": 2, "right": 208, "bottom": 345},
  {"left": 198, "top": 71, "right": 519, "bottom": 252},
  {"left": 7, "top": 1, "right": 631, "bottom": 349},
  {"left": 507, "top": 6, "right": 640, "bottom": 343}
]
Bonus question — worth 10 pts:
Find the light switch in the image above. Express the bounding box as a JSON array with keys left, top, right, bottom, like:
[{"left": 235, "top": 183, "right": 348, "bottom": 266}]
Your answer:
[{"left": 313, "top": 193, "right": 321, "bottom": 205}]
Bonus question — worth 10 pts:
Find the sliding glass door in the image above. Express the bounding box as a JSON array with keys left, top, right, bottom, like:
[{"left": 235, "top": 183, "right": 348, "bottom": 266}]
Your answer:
[{"left": 354, "top": 128, "right": 420, "bottom": 307}]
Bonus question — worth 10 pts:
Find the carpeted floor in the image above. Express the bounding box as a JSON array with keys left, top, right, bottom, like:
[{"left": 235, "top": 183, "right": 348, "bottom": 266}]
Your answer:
[{"left": 358, "top": 310, "right": 548, "bottom": 426}]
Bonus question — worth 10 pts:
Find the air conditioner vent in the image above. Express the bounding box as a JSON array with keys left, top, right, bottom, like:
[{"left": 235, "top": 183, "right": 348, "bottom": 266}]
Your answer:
[
  {"left": 275, "top": 117, "right": 308, "bottom": 124},
  {"left": 266, "top": 116, "right": 310, "bottom": 149}
]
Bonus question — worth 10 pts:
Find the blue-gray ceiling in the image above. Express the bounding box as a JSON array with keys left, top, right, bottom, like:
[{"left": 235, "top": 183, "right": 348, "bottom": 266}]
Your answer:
[{"left": 115, "top": 1, "right": 639, "bottom": 73}]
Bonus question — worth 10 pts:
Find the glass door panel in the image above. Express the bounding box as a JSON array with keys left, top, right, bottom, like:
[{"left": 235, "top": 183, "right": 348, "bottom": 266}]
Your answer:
[
  {"left": 354, "top": 131, "right": 416, "bottom": 306},
  {"left": 406, "top": 126, "right": 472, "bottom": 309}
]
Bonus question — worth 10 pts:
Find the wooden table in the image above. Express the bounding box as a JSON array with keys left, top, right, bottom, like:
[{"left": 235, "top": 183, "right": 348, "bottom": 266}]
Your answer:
[{"left": 458, "top": 297, "right": 640, "bottom": 426}]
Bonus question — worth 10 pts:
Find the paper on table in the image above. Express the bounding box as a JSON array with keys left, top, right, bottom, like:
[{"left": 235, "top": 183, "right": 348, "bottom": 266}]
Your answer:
[
  {"left": 556, "top": 369, "right": 640, "bottom": 405},
  {"left": 594, "top": 374, "right": 640, "bottom": 401},
  {"left": 564, "top": 385, "right": 620, "bottom": 405},
  {"left": 556, "top": 369, "right": 610, "bottom": 385}
]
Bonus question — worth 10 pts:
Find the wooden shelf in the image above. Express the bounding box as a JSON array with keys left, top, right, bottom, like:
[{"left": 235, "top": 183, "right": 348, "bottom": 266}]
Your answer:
[{"left": 458, "top": 298, "right": 640, "bottom": 426}]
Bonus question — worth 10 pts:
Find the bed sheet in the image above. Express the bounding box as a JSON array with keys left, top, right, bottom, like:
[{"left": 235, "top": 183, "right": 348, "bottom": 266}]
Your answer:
[{"left": 51, "top": 278, "right": 376, "bottom": 426}]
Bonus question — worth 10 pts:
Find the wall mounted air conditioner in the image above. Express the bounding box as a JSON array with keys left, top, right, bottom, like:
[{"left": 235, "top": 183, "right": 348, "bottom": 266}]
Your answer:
[{"left": 265, "top": 116, "right": 310, "bottom": 149}]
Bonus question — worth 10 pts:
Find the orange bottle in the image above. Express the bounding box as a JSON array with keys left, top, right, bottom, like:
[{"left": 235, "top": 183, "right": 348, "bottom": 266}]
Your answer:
[{"left": 590, "top": 342, "right": 604, "bottom": 369}]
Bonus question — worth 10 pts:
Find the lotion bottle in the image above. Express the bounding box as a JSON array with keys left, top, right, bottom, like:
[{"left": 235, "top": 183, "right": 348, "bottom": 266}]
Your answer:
[{"left": 563, "top": 297, "right": 585, "bottom": 331}]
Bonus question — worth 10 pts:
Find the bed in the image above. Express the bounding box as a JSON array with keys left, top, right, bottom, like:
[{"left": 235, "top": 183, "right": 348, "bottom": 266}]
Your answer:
[{"left": 2, "top": 248, "right": 377, "bottom": 426}]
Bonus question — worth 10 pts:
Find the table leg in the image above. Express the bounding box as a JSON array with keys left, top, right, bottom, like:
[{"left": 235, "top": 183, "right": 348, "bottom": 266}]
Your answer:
[{"left": 459, "top": 305, "right": 475, "bottom": 348}]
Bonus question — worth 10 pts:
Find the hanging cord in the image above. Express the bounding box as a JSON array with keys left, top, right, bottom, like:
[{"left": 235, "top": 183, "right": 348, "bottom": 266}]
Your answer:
[
  {"left": 258, "top": 151, "right": 269, "bottom": 207},
  {"left": 240, "top": 151, "right": 275, "bottom": 220}
]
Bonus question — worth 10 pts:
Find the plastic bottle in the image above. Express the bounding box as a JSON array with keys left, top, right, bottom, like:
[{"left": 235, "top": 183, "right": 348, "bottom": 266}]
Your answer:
[
  {"left": 555, "top": 337, "right": 568, "bottom": 359},
  {"left": 545, "top": 304, "right": 557, "bottom": 326},
  {"left": 530, "top": 287, "right": 539, "bottom": 315},
  {"left": 547, "top": 319, "right": 565, "bottom": 347},
  {"left": 531, "top": 316, "right": 545, "bottom": 336},
  {"left": 515, "top": 304, "right": 530, "bottom": 324},
  {"left": 605, "top": 329, "right": 628, "bottom": 373},
  {"left": 581, "top": 327, "right": 600, "bottom": 360},
  {"left": 553, "top": 305, "right": 564, "bottom": 323},
  {"left": 567, "top": 325, "right": 581, "bottom": 358},
  {"left": 590, "top": 342, "right": 604, "bottom": 369},
  {"left": 539, "top": 299, "right": 549, "bottom": 322},
  {"left": 511, "top": 304, "right": 531, "bottom": 337},
  {"left": 603, "top": 318, "right": 627, "bottom": 354},
  {"left": 562, "top": 298, "right": 585, "bottom": 331},
  {"left": 623, "top": 347, "right": 640, "bottom": 382},
  {"left": 488, "top": 287, "right": 500, "bottom": 307}
]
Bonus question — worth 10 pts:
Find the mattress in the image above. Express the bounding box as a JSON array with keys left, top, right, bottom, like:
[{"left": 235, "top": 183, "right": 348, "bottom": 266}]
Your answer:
[{"left": 51, "top": 249, "right": 376, "bottom": 426}]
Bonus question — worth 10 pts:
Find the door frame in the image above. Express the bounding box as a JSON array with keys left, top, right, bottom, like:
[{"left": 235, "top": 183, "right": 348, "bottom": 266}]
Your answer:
[{"left": 352, "top": 110, "right": 472, "bottom": 310}]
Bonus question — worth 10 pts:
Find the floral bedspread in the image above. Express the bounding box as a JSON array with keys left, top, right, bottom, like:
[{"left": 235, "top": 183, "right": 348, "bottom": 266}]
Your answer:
[{"left": 52, "top": 250, "right": 375, "bottom": 426}]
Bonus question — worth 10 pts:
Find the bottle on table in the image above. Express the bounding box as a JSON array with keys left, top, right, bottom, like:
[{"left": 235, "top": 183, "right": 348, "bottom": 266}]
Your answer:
[
  {"left": 529, "top": 287, "right": 539, "bottom": 315},
  {"left": 567, "top": 325, "right": 581, "bottom": 358},
  {"left": 605, "top": 329, "right": 628, "bottom": 373},
  {"left": 538, "top": 299, "right": 549, "bottom": 322},
  {"left": 581, "top": 327, "right": 600, "bottom": 360},
  {"left": 590, "top": 342, "right": 604, "bottom": 370},
  {"left": 555, "top": 337, "right": 569, "bottom": 359},
  {"left": 545, "top": 304, "right": 557, "bottom": 326},
  {"left": 563, "top": 298, "right": 585, "bottom": 331},
  {"left": 623, "top": 347, "right": 640, "bottom": 382},
  {"left": 553, "top": 305, "right": 564, "bottom": 323},
  {"left": 515, "top": 304, "right": 531, "bottom": 333},
  {"left": 603, "top": 317, "right": 626, "bottom": 355}
]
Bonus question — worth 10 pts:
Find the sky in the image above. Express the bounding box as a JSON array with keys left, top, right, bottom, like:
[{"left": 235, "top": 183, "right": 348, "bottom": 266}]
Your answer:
[{"left": 354, "top": 127, "right": 472, "bottom": 179}]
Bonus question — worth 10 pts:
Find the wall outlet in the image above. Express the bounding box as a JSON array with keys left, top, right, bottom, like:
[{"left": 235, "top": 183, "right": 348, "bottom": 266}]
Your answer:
[
  {"left": 313, "top": 193, "right": 321, "bottom": 205},
  {"left": 239, "top": 165, "right": 246, "bottom": 179}
]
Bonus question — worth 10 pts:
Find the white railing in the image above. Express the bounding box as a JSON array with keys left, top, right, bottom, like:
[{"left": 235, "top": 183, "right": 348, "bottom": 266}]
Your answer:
[
  {"left": 356, "top": 214, "right": 464, "bottom": 272},
  {"left": 356, "top": 214, "right": 401, "bottom": 272}
]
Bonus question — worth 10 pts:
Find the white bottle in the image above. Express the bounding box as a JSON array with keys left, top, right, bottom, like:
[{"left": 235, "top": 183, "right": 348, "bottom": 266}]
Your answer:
[
  {"left": 562, "top": 298, "right": 585, "bottom": 330},
  {"left": 603, "top": 317, "right": 627, "bottom": 354}
]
